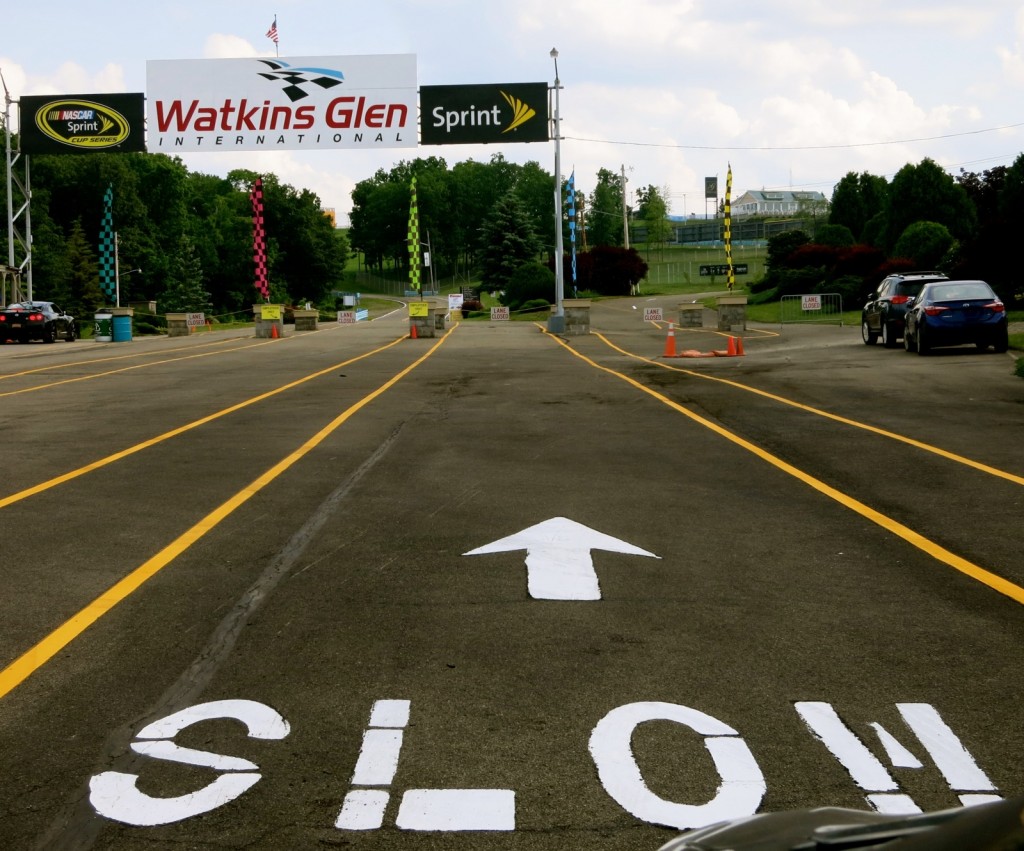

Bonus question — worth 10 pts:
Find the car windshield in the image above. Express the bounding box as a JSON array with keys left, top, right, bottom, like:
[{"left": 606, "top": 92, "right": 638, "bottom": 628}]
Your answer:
[
  {"left": 896, "top": 282, "right": 927, "bottom": 296},
  {"left": 927, "top": 283, "right": 994, "bottom": 302},
  {"left": 5, "top": 303, "right": 41, "bottom": 310}
]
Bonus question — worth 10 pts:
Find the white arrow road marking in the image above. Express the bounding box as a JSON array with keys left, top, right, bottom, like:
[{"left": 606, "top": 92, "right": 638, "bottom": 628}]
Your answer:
[{"left": 464, "top": 517, "right": 660, "bottom": 600}]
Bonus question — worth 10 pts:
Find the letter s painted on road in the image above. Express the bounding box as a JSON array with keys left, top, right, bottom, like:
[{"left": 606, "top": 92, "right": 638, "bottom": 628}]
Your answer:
[
  {"left": 589, "top": 701, "right": 765, "bottom": 830},
  {"left": 90, "top": 699, "right": 290, "bottom": 826}
]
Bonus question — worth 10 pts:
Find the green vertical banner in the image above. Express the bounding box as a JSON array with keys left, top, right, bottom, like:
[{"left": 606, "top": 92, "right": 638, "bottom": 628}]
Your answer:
[
  {"left": 724, "top": 164, "right": 734, "bottom": 292},
  {"left": 98, "top": 185, "right": 116, "bottom": 302},
  {"left": 408, "top": 176, "right": 421, "bottom": 296}
]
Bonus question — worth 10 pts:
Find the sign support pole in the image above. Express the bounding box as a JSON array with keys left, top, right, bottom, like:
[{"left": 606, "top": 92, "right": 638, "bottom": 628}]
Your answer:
[{"left": 548, "top": 48, "right": 565, "bottom": 334}]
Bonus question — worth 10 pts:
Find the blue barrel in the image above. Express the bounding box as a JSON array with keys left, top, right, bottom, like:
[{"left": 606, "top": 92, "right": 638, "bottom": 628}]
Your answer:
[{"left": 112, "top": 314, "right": 132, "bottom": 342}]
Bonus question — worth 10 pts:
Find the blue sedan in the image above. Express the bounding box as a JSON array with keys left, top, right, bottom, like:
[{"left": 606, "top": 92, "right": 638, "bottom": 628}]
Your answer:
[{"left": 903, "top": 280, "right": 1008, "bottom": 355}]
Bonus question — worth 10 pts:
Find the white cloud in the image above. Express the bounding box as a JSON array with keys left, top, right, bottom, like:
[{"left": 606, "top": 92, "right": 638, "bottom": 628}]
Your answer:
[{"left": 202, "top": 35, "right": 263, "bottom": 60}]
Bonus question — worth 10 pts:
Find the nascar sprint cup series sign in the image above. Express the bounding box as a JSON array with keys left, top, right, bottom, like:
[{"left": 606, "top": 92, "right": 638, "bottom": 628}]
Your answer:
[
  {"left": 19, "top": 93, "right": 146, "bottom": 154},
  {"left": 146, "top": 55, "right": 417, "bottom": 152}
]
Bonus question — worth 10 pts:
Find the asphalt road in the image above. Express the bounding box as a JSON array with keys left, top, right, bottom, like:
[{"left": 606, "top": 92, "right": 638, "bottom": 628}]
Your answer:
[{"left": 0, "top": 299, "right": 1022, "bottom": 850}]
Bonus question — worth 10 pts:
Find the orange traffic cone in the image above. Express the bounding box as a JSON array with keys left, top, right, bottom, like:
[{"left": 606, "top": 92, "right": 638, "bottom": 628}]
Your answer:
[
  {"left": 271, "top": 323, "right": 279, "bottom": 339},
  {"left": 662, "top": 323, "right": 677, "bottom": 357},
  {"left": 726, "top": 335, "right": 737, "bottom": 356},
  {"left": 409, "top": 322, "right": 418, "bottom": 339},
  {"left": 736, "top": 336, "right": 745, "bottom": 356}
]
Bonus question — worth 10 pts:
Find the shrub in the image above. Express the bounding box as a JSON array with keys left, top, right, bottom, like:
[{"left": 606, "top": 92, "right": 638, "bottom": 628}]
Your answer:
[
  {"left": 501, "top": 262, "right": 554, "bottom": 311},
  {"left": 818, "top": 275, "right": 863, "bottom": 305},
  {"left": 518, "top": 299, "right": 551, "bottom": 314}
]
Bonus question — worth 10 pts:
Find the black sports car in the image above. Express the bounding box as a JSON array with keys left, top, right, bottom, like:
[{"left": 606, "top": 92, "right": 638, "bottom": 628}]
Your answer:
[{"left": 0, "top": 301, "right": 78, "bottom": 343}]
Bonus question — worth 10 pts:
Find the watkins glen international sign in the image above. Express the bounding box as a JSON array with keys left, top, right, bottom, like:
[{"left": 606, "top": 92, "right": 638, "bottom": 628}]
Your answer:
[{"left": 146, "top": 55, "right": 417, "bottom": 152}]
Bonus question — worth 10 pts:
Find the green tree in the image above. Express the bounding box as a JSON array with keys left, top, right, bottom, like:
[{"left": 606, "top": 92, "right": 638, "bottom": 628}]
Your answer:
[
  {"left": 511, "top": 160, "right": 557, "bottom": 256},
  {"left": 635, "top": 185, "right": 671, "bottom": 252},
  {"left": 160, "top": 234, "right": 213, "bottom": 313},
  {"left": 478, "top": 192, "right": 542, "bottom": 293},
  {"left": 884, "top": 158, "right": 976, "bottom": 250},
  {"left": 587, "top": 168, "right": 625, "bottom": 247},
  {"left": 829, "top": 171, "right": 888, "bottom": 241},
  {"left": 950, "top": 161, "right": 1018, "bottom": 302},
  {"left": 814, "top": 223, "right": 855, "bottom": 247},
  {"left": 64, "top": 219, "right": 104, "bottom": 317},
  {"left": 450, "top": 159, "right": 503, "bottom": 276},
  {"left": 891, "top": 221, "right": 954, "bottom": 269}
]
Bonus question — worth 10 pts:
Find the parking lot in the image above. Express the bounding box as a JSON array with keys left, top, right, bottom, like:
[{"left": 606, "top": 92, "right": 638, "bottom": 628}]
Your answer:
[{"left": 1, "top": 299, "right": 1022, "bottom": 849}]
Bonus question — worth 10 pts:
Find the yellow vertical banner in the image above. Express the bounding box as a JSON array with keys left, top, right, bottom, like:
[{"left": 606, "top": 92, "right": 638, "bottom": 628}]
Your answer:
[
  {"left": 408, "top": 176, "right": 422, "bottom": 296},
  {"left": 725, "top": 164, "right": 734, "bottom": 292}
]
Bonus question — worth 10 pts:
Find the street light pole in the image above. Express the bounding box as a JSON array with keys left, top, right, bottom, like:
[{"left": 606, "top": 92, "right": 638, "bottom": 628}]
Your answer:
[{"left": 548, "top": 47, "right": 565, "bottom": 334}]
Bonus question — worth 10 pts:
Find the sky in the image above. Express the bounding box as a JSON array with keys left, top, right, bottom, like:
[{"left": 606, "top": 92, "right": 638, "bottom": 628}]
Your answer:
[{"left": 4, "top": 1, "right": 1024, "bottom": 226}]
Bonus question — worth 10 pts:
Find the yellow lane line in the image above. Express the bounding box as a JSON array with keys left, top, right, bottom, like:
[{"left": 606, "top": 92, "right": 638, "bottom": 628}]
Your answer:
[
  {"left": 548, "top": 332, "right": 1024, "bottom": 607},
  {"left": 594, "top": 332, "right": 1024, "bottom": 488},
  {"left": 0, "top": 335, "right": 247, "bottom": 382},
  {"left": 0, "top": 326, "right": 455, "bottom": 701},
  {"left": 0, "top": 339, "right": 280, "bottom": 398},
  {"left": 0, "top": 335, "right": 409, "bottom": 509}
]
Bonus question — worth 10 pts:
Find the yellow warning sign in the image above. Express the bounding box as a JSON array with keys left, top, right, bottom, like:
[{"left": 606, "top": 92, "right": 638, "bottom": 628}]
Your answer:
[{"left": 409, "top": 302, "right": 429, "bottom": 317}]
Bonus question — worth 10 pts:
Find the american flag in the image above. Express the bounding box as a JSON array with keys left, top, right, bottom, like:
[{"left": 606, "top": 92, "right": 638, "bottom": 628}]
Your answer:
[{"left": 266, "top": 17, "right": 279, "bottom": 45}]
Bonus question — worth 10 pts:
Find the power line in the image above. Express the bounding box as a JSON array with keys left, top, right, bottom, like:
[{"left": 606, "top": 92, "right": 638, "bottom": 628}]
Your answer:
[{"left": 564, "top": 121, "right": 1024, "bottom": 152}]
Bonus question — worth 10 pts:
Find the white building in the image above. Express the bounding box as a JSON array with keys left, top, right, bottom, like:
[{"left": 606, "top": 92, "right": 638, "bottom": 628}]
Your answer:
[{"left": 732, "top": 189, "right": 827, "bottom": 217}]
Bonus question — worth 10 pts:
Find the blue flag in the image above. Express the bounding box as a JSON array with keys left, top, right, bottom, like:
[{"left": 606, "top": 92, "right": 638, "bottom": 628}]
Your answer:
[{"left": 567, "top": 170, "right": 577, "bottom": 295}]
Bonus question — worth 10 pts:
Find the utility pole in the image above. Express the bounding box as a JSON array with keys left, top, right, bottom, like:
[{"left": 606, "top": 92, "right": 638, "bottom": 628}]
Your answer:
[{"left": 620, "top": 164, "right": 630, "bottom": 250}]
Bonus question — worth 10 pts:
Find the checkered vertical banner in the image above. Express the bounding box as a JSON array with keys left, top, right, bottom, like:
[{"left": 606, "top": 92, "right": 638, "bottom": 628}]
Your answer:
[
  {"left": 407, "top": 176, "right": 421, "bottom": 296},
  {"left": 98, "top": 185, "right": 116, "bottom": 302},
  {"left": 724, "top": 164, "right": 734, "bottom": 291},
  {"left": 251, "top": 178, "right": 269, "bottom": 300},
  {"left": 567, "top": 170, "right": 577, "bottom": 296}
]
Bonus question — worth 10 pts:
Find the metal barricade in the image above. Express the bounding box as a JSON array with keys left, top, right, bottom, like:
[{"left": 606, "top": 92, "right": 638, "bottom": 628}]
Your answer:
[{"left": 780, "top": 293, "right": 844, "bottom": 326}]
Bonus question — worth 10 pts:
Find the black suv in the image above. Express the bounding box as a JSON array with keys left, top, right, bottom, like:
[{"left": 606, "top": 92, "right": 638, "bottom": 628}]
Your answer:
[{"left": 861, "top": 271, "right": 948, "bottom": 347}]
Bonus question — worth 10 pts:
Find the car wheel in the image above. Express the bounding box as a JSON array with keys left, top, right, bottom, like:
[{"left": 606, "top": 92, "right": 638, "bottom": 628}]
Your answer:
[
  {"left": 861, "top": 320, "right": 878, "bottom": 345},
  {"left": 43, "top": 324, "right": 56, "bottom": 344},
  {"left": 916, "top": 325, "right": 930, "bottom": 356},
  {"left": 65, "top": 323, "right": 77, "bottom": 342},
  {"left": 904, "top": 325, "right": 917, "bottom": 352},
  {"left": 882, "top": 322, "right": 898, "bottom": 348},
  {"left": 994, "top": 325, "right": 1009, "bottom": 354}
]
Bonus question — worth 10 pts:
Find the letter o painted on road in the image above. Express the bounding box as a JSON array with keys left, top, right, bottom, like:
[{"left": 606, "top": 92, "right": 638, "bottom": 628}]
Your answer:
[{"left": 588, "top": 701, "right": 765, "bottom": 830}]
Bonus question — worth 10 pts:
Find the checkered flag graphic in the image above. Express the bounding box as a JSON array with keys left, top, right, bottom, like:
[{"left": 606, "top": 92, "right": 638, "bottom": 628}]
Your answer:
[
  {"left": 251, "top": 178, "right": 269, "bottom": 300},
  {"left": 407, "top": 176, "right": 421, "bottom": 296},
  {"left": 98, "top": 185, "right": 116, "bottom": 302},
  {"left": 256, "top": 61, "right": 344, "bottom": 102},
  {"left": 725, "top": 165, "right": 734, "bottom": 291}
]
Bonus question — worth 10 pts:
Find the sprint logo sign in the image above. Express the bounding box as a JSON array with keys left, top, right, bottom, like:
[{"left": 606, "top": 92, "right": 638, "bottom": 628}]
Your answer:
[{"left": 420, "top": 83, "right": 549, "bottom": 145}]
